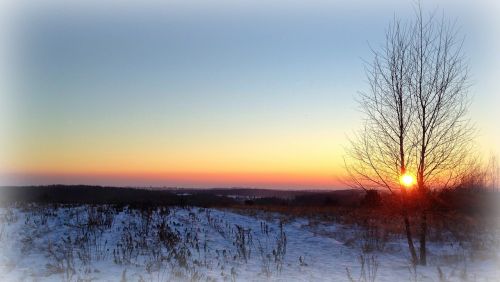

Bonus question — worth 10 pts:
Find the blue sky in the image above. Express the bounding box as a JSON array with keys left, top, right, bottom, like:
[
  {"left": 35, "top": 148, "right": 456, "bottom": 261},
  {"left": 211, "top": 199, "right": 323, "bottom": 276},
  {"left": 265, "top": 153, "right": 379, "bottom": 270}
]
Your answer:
[{"left": 1, "top": 0, "right": 498, "bottom": 188}]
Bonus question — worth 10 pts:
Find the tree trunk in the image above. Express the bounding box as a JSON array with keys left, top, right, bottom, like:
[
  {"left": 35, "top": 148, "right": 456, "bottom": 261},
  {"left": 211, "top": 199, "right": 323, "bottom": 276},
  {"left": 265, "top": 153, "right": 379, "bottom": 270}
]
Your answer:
[
  {"left": 401, "top": 190, "right": 418, "bottom": 264},
  {"left": 417, "top": 178, "right": 427, "bottom": 266},
  {"left": 419, "top": 209, "right": 427, "bottom": 265},
  {"left": 403, "top": 211, "right": 418, "bottom": 264}
]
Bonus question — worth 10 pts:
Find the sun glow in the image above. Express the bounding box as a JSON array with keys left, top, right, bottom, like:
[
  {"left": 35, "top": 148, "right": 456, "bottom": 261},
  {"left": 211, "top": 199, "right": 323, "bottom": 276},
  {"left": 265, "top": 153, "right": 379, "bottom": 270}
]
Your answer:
[{"left": 400, "top": 173, "right": 415, "bottom": 188}]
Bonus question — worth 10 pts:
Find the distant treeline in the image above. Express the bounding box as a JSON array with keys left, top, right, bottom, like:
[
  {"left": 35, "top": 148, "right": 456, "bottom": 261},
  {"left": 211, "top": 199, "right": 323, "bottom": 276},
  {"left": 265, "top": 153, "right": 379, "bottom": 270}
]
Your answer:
[
  {"left": 0, "top": 185, "right": 363, "bottom": 208},
  {"left": 435, "top": 187, "right": 500, "bottom": 215},
  {"left": 0, "top": 185, "right": 495, "bottom": 215},
  {"left": 0, "top": 185, "right": 233, "bottom": 207}
]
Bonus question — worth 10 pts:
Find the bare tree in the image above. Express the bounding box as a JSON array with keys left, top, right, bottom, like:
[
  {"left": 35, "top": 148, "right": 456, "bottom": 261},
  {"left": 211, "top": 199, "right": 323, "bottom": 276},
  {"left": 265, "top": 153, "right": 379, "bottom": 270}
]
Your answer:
[
  {"left": 409, "top": 7, "right": 473, "bottom": 265},
  {"left": 345, "top": 18, "right": 419, "bottom": 263},
  {"left": 456, "top": 154, "right": 498, "bottom": 190},
  {"left": 486, "top": 155, "right": 499, "bottom": 190},
  {"left": 345, "top": 5, "right": 473, "bottom": 266}
]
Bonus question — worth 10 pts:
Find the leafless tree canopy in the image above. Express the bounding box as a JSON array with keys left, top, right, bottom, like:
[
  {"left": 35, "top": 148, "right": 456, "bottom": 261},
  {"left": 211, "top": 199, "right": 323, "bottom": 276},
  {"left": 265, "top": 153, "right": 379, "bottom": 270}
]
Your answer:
[{"left": 345, "top": 8, "right": 474, "bottom": 193}]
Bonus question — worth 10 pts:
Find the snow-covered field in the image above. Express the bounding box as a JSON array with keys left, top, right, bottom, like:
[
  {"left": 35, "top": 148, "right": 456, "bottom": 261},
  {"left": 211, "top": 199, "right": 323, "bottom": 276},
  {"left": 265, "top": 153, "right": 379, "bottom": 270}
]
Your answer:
[{"left": 0, "top": 205, "right": 498, "bottom": 281}]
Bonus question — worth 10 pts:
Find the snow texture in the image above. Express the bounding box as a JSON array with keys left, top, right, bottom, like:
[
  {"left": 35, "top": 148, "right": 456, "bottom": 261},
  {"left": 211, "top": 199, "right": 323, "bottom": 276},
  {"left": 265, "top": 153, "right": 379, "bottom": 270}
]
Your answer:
[{"left": 0, "top": 205, "right": 498, "bottom": 281}]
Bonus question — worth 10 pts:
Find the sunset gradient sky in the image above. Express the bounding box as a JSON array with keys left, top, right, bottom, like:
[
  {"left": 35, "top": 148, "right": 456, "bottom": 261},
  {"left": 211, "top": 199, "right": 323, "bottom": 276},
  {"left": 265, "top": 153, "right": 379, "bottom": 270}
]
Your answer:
[{"left": 0, "top": 0, "right": 499, "bottom": 189}]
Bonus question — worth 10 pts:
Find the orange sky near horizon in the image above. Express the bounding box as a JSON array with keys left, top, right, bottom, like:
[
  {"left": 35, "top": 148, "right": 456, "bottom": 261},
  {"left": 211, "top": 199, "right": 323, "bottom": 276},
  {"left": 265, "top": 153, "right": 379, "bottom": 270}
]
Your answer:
[
  {"left": 2, "top": 170, "right": 344, "bottom": 189},
  {"left": 1, "top": 123, "right": 348, "bottom": 188}
]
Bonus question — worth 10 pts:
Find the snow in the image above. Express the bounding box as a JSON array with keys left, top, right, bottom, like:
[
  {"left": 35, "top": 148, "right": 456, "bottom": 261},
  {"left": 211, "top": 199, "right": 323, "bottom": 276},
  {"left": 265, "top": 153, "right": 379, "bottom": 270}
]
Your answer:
[{"left": 0, "top": 204, "right": 498, "bottom": 281}]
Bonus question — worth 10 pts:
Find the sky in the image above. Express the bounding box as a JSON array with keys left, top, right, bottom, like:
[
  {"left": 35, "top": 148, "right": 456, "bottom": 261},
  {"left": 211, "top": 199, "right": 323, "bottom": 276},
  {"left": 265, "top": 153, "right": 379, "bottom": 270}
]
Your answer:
[{"left": 0, "top": 0, "right": 499, "bottom": 189}]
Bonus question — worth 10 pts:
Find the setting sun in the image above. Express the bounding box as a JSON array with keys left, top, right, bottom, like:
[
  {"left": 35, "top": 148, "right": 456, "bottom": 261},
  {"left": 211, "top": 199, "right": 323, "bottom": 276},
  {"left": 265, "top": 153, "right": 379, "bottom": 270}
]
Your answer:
[{"left": 400, "top": 173, "right": 415, "bottom": 188}]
